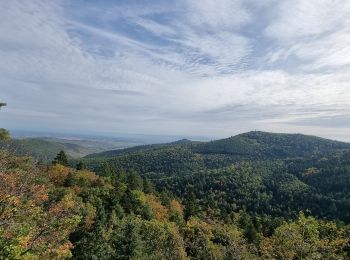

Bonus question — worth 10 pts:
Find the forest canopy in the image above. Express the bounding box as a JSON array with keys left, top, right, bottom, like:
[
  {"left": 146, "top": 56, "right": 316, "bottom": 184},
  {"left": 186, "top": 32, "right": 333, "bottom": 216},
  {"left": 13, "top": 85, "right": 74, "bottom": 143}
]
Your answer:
[{"left": 1, "top": 131, "right": 350, "bottom": 259}]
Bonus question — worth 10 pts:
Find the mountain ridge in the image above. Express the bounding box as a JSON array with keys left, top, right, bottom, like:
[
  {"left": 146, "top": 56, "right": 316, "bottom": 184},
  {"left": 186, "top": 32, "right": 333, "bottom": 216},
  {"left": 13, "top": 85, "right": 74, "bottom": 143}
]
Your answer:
[{"left": 85, "top": 131, "right": 350, "bottom": 159}]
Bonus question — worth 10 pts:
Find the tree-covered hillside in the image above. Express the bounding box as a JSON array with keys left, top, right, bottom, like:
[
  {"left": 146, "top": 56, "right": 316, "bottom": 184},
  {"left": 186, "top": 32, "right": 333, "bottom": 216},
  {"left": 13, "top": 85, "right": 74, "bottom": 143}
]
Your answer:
[
  {"left": 1, "top": 146, "right": 350, "bottom": 259},
  {"left": 88, "top": 131, "right": 350, "bottom": 162},
  {"left": 82, "top": 131, "right": 350, "bottom": 225},
  {"left": 0, "top": 138, "right": 85, "bottom": 162},
  {"left": 2, "top": 131, "right": 350, "bottom": 259},
  {"left": 85, "top": 139, "right": 194, "bottom": 159},
  {"left": 0, "top": 136, "right": 142, "bottom": 163},
  {"left": 193, "top": 131, "right": 350, "bottom": 158}
]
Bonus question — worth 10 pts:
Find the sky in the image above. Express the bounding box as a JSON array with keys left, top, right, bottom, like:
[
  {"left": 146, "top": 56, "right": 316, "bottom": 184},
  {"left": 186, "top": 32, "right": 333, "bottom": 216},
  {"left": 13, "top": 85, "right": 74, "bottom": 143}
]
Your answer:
[{"left": 1, "top": 0, "right": 350, "bottom": 141}]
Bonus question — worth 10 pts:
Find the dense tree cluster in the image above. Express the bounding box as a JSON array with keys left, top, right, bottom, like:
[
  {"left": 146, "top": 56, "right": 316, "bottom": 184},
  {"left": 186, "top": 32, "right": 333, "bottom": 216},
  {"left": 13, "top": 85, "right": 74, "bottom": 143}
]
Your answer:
[
  {"left": 2, "top": 130, "right": 350, "bottom": 258},
  {"left": 0, "top": 129, "right": 10, "bottom": 142},
  {"left": 82, "top": 137, "right": 350, "bottom": 224},
  {"left": 0, "top": 138, "right": 71, "bottom": 162}
]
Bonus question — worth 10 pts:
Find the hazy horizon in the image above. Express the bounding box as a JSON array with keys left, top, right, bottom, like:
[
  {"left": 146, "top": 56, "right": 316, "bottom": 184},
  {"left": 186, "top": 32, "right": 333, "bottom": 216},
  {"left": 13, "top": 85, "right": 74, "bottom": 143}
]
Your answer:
[
  {"left": 1, "top": 1, "right": 350, "bottom": 141},
  {"left": 7, "top": 127, "right": 350, "bottom": 144}
]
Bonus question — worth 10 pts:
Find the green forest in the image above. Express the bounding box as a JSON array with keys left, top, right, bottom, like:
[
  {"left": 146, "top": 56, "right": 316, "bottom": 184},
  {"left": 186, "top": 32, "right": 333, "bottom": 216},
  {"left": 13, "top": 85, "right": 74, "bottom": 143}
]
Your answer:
[
  {"left": 1, "top": 130, "right": 350, "bottom": 259},
  {"left": 2, "top": 0, "right": 350, "bottom": 259}
]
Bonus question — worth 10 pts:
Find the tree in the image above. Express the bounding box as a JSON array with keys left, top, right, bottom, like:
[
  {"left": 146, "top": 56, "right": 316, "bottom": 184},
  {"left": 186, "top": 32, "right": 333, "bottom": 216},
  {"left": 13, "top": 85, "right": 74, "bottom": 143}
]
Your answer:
[
  {"left": 127, "top": 171, "right": 143, "bottom": 190},
  {"left": 139, "top": 219, "right": 187, "bottom": 259},
  {"left": 113, "top": 216, "right": 144, "bottom": 259},
  {"left": 0, "top": 128, "right": 10, "bottom": 141},
  {"left": 76, "top": 161, "right": 84, "bottom": 170},
  {"left": 169, "top": 199, "right": 185, "bottom": 227},
  {"left": 260, "top": 212, "right": 348, "bottom": 259},
  {"left": 183, "top": 217, "right": 221, "bottom": 259},
  {"left": 143, "top": 178, "right": 155, "bottom": 193},
  {"left": 184, "top": 192, "right": 200, "bottom": 220},
  {"left": 52, "top": 150, "right": 69, "bottom": 166},
  {"left": 212, "top": 224, "right": 257, "bottom": 259},
  {"left": 145, "top": 194, "right": 168, "bottom": 222},
  {"left": 0, "top": 151, "right": 82, "bottom": 259},
  {"left": 0, "top": 102, "right": 10, "bottom": 141}
]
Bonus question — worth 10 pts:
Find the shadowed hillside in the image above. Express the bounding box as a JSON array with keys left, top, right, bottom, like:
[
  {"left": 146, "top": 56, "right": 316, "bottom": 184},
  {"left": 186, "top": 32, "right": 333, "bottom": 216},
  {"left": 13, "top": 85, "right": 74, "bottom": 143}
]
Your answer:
[
  {"left": 87, "top": 131, "right": 350, "bottom": 160},
  {"left": 82, "top": 131, "right": 350, "bottom": 224},
  {"left": 193, "top": 131, "right": 350, "bottom": 158}
]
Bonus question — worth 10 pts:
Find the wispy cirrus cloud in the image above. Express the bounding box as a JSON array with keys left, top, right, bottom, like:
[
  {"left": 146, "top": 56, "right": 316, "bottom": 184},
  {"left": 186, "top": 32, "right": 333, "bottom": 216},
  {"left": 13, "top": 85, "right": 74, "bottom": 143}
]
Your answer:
[
  {"left": 1, "top": 0, "right": 350, "bottom": 140},
  {"left": 265, "top": 0, "right": 350, "bottom": 71},
  {"left": 265, "top": 0, "right": 349, "bottom": 40}
]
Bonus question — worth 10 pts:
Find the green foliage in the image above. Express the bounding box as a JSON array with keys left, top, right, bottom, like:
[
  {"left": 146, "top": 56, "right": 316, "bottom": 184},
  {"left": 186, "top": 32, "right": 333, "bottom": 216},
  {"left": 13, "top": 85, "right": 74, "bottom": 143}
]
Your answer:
[
  {"left": 76, "top": 161, "right": 84, "bottom": 170},
  {"left": 2, "top": 130, "right": 350, "bottom": 259},
  {"left": 0, "top": 138, "right": 70, "bottom": 162},
  {"left": 52, "top": 150, "right": 69, "bottom": 166},
  {"left": 127, "top": 171, "right": 144, "bottom": 190},
  {"left": 0, "top": 128, "right": 10, "bottom": 141},
  {"left": 260, "top": 212, "right": 349, "bottom": 259},
  {"left": 0, "top": 150, "right": 82, "bottom": 259},
  {"left": 0, "top": 136, "right": 125, "bottom": 163},
  {"left": 184, "top": 192, "right": 200, "bottom": 220},
  {"left": 113, "top": 216, "right": 145, "bottom": 259},
  {"left": 83, "top": 132, "right": 350, "bottom": 223},
  {"left": 183, "top": 217, "right": 256, "bottom": 259},
  {"left": 194, "top": 131, "right": 350, "bottom": 158}
]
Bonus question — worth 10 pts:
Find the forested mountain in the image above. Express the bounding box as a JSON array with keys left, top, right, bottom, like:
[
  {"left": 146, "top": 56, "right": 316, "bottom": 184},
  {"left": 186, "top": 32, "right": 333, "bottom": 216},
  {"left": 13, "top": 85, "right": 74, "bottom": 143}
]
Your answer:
[
  {"left": 2, "top": 131, "right": 350, "bottom": 259},
  {"left": 85, "top": 138, "right": 194, "bottom": 159},
  {"left": 0, "top": 138, "right": 77, "bottom": 162},
  {"left": 89, "top": 131, "right": 350, "bottom": 160},
  {"left": 82, "top": 131, "right": 350, "bottom": 224},
  {"left": 0, "top": 136, "right": 142, "bottom": 162},
  {"left": 193, "top": 131, "right": 350, "bottom": 158}
]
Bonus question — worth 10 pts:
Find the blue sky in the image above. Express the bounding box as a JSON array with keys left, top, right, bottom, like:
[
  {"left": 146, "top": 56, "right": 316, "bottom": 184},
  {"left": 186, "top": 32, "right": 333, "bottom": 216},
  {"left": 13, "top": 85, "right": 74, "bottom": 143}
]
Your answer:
[{"left": 1, "top": 0, "right": 350, "bottom": 140}]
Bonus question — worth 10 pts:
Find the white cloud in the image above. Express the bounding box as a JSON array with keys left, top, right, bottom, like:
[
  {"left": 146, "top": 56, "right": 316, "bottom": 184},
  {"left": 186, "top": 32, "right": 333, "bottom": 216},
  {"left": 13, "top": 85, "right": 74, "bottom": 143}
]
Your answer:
[
  {"left": 266, "top": 0, "right": 350, "bottom": 41},
  {"left": 184, "top": 0, "right": 251, "bottom": 29},
  {"left": 70, "top": 0, "right": 253, "bottom": 75},
  {"left": 294, "top": 29, "right": 350, "bottom": 70},
  {"left": 265, "top": 0, "right": 350, "bottom": 71},
  {"left": 1, "top": 0, "right": 350, "bottom": 140}
]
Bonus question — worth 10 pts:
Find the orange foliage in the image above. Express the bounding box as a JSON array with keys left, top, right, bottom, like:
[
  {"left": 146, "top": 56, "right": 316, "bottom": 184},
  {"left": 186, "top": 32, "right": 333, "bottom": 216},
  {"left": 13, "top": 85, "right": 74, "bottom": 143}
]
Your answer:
[
  {"left": 48, "top": 164, "right": 71, "bottom": 185},
  {"left": 146, "top": 194, "right": 169, "bottom": 222},
  {"left": 83, "top": 203, "right": 97, "bottom": 230},
  {"left": 74, "top": 169, "right": 99, "bottom": 186},
  {"left": 170, "top": 199, "right": 184, "bottom": 216},
  {"left": 0, "top": 152, "right": 82, "bottom": 259}
]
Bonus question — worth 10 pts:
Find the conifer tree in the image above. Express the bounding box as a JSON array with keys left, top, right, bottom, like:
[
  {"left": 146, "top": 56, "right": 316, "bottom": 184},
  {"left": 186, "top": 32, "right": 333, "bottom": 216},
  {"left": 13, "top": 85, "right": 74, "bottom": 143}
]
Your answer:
[
  {"left": 76, "top": 161, "right": 84, "bottom": 170},
  {"left": 0, "top": 129, "right": 10, "bottom": 141},
  {"left": 184, "top": 192, "right": 200, "bottom": 220},
  {"left": 0, "top": 102, "right": 10, "bottom": 141},
  {"left": 52, "top": 150, "right": 69, "bottom": 166}
]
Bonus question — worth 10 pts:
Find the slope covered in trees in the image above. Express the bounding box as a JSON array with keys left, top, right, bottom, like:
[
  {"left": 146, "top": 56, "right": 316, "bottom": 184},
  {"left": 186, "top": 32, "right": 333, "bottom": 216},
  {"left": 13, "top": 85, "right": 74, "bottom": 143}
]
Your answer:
[
  {"left": 0, "top": 138, "right": 74, "bottom": 162},
  {"left": 89, "top": 131, "right": 350, "bottom": 160},
  {"left": 0, "top": 136, "right": 142, "bottom": 163},
  {"left": 1, "top": 148, "right": 350, "bottom": 259},
  {"left": 2, "top": 131, "right": 350, "bottom": 259},
  {"left": 82, "top": 131, "right": 350, "bottom": 224},
  {"left": 193, "top": 131, "right": 350, "bottom": 158},
  {"left": 85, "top": 139, "right": 194, "bottom": 159}
]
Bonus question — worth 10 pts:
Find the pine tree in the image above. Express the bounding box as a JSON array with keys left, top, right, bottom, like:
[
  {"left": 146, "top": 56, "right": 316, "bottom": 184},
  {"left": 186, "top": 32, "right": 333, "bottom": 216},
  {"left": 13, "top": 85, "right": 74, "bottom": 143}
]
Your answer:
[
  {"left": 143, "top": 178, "right": 155, "bottom": 194},
  {"left": 52, "top": 150, "right": 69, "bottom": 166},
  {"left": 127, "top": 171, "right": 143, "bottom": 190},
  {"left": 0, "top": 103, "right": 10, "bottom": 141},
  {"left": 184, "top": 192, "right": 200, "bottom": 220},
  {"left": 0, "top": 129, "right": 10, "bottom": 141},
  {"left": 113, "top": 217, "right": 144, "bottom": 259},
  {"left": 76, "top": 161, "right": 84, "bottom": 170}
]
